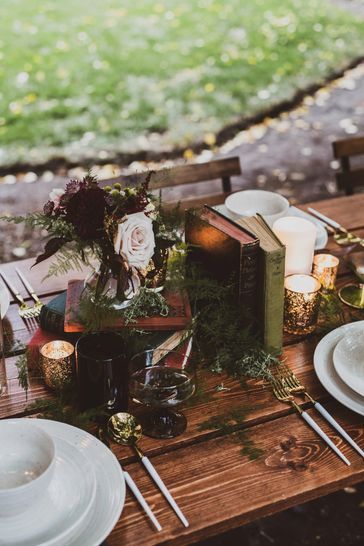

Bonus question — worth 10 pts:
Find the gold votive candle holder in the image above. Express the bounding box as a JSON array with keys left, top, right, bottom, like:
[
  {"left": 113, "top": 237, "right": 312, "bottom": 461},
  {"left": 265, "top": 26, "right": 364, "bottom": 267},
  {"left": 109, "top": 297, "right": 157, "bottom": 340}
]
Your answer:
[
  {"left": 40, "top": 340, "right": 74, "bottom": 390},
  {"left": 284, "top": 274, "right": 321, "bottom": 335},
  {"left": 312, "top": 253, "right": 339, "bottom": 290}
]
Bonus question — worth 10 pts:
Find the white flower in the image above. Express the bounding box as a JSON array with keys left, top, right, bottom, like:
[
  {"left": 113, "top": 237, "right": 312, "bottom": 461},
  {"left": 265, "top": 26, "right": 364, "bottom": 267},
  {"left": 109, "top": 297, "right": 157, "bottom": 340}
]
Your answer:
[
  {"left": 49, "top": 188, "right": 65, "bottom": 207},
  {"left": 114, "top": 211, "right": 155, "bottom": 270},
  {"left": 144, "top": 202, "right": 155, "bottom": 214}
]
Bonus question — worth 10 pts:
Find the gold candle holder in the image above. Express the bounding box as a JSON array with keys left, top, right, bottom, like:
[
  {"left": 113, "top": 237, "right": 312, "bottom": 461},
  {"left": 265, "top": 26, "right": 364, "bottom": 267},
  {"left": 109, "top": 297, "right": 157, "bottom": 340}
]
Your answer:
[
  {"left": 284, "top": 274, "right": 321, "bottom": 335},
  {"left": 312, "top": 253, "right": 339, "bottom": 290},
  {"left": 40, "top": 341, "right": 74, "bottom": 390}
]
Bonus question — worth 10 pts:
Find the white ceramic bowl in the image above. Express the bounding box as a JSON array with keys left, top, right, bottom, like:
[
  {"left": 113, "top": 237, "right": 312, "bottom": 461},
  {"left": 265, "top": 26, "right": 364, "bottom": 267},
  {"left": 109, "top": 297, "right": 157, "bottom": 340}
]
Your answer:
[
  {"left": 0, "top": 282, "right": 10, "bottom": 318},
  {"left": 225, "top": 190, "right": 289, "bottom": 226},
  {"left": 0, "top": 420, "right": 56, "bottom": 516}
]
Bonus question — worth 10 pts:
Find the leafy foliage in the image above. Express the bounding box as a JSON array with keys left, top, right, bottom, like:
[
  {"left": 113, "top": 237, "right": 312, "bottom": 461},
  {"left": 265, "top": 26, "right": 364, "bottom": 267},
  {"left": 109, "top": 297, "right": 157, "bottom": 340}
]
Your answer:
[
  {"left": 27, "top": 387, "right": 108, "bottom": 431},
  {"left": 1, "top": 0, "right": 364, "bottom": 166},
  {"left": 123, "top": 288, "right": 169, "bottom": 324},
  {"left": 317, "top": 289, "right": 364, "bottom": 334},
  {"left": 15, "top": 351, "right": 29, "bottom": 397}
]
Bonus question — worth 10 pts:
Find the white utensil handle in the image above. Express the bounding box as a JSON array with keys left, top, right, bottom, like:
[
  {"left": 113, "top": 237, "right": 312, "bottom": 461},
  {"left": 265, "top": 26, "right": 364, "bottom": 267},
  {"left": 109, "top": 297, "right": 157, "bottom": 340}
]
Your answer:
[
  {"left": 314, "top": 402, "right": 364, "bottom": 458},
  {"left": 123, "top": 470, "right": 162, "bottom": 532},
  {"left": 15, "top": 267, "right": 35, "bottom": 295},
  {"left": 0, "top": 271, "right": 24, "bottom": 303},
  {"left": 301, "top": 411, "right": 350, "bottom": 466},
  {"left": 141, "top": 456, "right": 189, "bottom": 528},
  {"left": 307, "top": 208, "right": 341, "bottom": 229}
]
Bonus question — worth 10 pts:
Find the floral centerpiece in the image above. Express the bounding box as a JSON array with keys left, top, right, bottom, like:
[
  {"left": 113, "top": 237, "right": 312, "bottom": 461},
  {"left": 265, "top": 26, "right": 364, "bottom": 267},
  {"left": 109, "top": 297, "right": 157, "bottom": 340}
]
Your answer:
[{"left": 7, "top": 173, "right": 177, "bottom": 309}]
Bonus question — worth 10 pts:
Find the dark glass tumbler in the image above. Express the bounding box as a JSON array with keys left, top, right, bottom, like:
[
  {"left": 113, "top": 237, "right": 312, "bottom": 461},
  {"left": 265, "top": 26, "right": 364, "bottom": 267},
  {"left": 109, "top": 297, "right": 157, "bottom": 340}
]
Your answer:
[{"left": 76, "top": 331, "right": 129, "bottom": 412}]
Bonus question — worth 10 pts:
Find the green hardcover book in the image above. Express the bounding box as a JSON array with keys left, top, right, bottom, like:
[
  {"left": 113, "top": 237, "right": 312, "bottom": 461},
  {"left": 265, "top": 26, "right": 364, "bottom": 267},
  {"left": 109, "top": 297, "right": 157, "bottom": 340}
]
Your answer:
[
  {"left": 236, "top": 214, "right": 285, "bottom": 354},
  {"left": 39, "top": 291, "right": 67, "bottom": 334}
]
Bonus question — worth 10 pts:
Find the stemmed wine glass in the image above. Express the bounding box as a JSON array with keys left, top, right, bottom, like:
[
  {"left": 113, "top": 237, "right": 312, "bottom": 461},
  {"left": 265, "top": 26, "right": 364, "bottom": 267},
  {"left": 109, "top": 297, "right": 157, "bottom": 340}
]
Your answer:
[{"left": 129, "top": 347, "right": 195, "bottom": 439}]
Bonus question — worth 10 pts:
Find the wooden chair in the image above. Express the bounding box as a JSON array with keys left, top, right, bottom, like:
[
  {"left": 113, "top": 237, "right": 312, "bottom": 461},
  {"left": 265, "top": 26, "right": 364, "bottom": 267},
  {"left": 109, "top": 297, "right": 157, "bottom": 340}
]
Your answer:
[
  {"left": 332, "top": 136, "right": 364, "bottom": 195},
  {"left": 100, "top": 156, "right": 242, "bottom": 208}
]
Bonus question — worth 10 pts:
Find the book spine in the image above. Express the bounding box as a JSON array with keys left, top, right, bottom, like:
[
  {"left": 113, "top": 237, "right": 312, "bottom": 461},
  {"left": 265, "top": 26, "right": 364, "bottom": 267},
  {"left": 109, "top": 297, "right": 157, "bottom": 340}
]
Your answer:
[
  {"left": 39, "top": 307, "right": 65, "bottom": 335},
  {"left": 262, "top": 248, "right": 285, "bottom": 353},
  {"left": 238, "top": 242, "right": 260, "bottom": 318}
]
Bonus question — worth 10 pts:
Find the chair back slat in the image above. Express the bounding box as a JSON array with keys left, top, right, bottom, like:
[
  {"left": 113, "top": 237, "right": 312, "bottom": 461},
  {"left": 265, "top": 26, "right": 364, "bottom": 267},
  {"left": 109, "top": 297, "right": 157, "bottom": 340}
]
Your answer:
[
  {"left": 333, "top": 137, "right": 364, "bottom": 159},
  {"left": 100, "top": 157, "right": 241, "bottom": 196},
  {"left": 332, "top": 137, "right": 364, "bottom": 195}
]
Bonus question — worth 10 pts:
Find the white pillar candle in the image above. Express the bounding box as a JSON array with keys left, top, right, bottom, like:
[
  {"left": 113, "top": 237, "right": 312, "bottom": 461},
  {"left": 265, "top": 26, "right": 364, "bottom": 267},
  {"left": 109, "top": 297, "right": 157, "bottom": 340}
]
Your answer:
[{"left": 273, "top": 216, "right": 317, "bottom": 276}]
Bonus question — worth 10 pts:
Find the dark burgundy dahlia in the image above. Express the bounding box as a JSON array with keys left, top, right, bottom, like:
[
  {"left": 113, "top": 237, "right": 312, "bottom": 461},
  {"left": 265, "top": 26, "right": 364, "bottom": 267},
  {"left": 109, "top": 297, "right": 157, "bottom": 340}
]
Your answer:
[{"left": 65, "top": 186, "right": 107, "bottom": 239}]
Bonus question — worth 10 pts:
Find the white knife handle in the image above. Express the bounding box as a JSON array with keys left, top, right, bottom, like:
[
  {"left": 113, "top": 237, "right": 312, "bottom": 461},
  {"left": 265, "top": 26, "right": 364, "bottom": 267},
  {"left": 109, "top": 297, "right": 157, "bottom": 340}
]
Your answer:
[
  {"left": 123, "top": 471, "right": 162, "bottom": 532},
  {"left": 301, "top": 411, "right": 350, "bottom": 466},
  {"left": 307, "top": 208, "right": 341, "bottom": 229},
  {"left": 314, "top": 402, "right": 364, "bottom": 458},
  {"left": 0, "top": 271, "right": 25, "bottom": 305},
  {"left": 141, "top": 456, "right": 189, "bottom": 528}
]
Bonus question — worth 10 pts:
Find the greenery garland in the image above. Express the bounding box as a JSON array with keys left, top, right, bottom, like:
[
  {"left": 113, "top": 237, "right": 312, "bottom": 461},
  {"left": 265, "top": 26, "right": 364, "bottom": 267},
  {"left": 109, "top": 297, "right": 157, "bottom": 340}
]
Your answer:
[{"left": 13, "top": 238, "right": 364, "bottom": 458}]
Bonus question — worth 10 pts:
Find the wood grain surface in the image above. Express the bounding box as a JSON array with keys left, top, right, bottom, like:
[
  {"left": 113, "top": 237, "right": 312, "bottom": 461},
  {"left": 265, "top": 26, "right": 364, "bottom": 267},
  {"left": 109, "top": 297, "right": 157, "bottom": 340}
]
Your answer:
[{"left": 1, "top": 194, "right": 364, "bottom": 546}]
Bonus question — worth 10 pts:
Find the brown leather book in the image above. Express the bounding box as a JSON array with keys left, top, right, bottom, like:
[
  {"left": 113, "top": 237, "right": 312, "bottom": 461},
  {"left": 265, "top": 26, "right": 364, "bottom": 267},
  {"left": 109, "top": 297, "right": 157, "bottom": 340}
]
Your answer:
[
  {"left": 185, "top": 206, "right": 260, "bottom": 316},
  {"left": 64, "top": 280, "right": 192, "bottom": 332}
]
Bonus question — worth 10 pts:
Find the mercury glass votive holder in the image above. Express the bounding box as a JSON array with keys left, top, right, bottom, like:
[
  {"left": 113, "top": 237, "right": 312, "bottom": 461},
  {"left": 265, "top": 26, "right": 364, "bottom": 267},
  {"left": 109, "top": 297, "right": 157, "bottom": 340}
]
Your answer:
[
  {"left": 284, "top": 274, "right": 321, "bottom": 335},
  {"left": 312, "top": 253, "right": 339, "bottom": 291},
  {"left": 40, "top": 340, "right": 75, "bottom": 390}
]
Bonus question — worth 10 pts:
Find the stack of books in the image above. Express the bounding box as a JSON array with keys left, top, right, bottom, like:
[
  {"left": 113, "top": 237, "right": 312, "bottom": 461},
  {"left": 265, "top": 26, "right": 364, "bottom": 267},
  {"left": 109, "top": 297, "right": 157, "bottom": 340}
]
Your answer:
[
  {"left": 28, "top": 285, "right": 192, "bottom": 371},
  {"left": 185, "top": 206, "right": 285, "bottom": 353}
]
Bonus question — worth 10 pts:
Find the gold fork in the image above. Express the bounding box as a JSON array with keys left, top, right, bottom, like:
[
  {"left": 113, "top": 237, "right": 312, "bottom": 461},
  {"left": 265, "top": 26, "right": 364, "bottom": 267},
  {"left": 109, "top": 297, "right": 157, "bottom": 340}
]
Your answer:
[
  {"left": 0, "top": 270, "right": 40, "bottom": 322},
  {"left": 15, "top": 267, "right": 43, "bottom": 316},
  {"left": 276, "top": 364, "right": 364, "bottom": 459},
  {"left": 270, "top": 376, "right": 350, "bottom": 465}
]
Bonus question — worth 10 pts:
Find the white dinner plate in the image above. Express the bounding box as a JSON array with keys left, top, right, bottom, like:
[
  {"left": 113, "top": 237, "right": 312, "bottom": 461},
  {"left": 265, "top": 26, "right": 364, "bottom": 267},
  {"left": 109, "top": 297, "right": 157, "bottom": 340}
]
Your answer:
[
  {"left": 313, "top": 321, "right": 364, "bottom": 416},
  {"left": 213, "top": 204, "right": 328, "bottom": 250},
  {"left": 333, "top": 330, "right": 364, "bottom": 398},
  {"left": 0, "top": 431, "right": 96, "bottom": 546},
  {"left": 0, "top": 282, "right": 10, "bottom": 318},
  {"left": 2, "top": 419, "right": 126, "bottom": 546}
]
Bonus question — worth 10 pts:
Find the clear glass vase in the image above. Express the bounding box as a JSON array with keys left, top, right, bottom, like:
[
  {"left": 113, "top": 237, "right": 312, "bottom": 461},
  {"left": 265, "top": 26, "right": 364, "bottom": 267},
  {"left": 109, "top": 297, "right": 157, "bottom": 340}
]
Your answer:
[{"left": 84, "top": 262, "right": 140, "bottom": 310}]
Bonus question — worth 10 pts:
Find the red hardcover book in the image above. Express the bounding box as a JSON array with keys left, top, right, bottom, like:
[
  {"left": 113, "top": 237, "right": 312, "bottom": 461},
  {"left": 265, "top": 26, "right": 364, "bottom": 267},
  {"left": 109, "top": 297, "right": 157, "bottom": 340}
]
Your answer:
[
  {"left": 64, "top": 280, "right": 192, "bottom": 333},
  {"left": 27, "top": 329, "right": 64, "bottom": 373},
  {"left": 185, "top": 206, "right": 260, "bottom": 316}
]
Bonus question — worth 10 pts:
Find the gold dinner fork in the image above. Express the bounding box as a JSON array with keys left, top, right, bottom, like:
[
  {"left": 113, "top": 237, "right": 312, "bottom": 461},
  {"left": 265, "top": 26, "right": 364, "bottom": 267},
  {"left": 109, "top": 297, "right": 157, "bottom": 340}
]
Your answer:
[
  {"left": 270, "top": 376, "right": 350, "bottom": 465},
  {"left": 275, "top": 364, "right": 364, "bottom": 458}
]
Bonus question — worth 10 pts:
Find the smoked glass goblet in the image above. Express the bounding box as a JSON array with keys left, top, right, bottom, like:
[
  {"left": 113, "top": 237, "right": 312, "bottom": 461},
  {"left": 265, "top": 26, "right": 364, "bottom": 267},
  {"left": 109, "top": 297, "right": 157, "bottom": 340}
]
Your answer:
[{"left": 129, "top": 348, "right": 195, "bottom": 439}]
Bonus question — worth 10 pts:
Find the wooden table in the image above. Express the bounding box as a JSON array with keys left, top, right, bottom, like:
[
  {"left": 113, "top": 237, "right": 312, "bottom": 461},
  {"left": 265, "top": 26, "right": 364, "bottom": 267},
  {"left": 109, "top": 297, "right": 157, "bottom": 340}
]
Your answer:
[{"left": 1, "top": 194, "right": 364, "bottom": 546}]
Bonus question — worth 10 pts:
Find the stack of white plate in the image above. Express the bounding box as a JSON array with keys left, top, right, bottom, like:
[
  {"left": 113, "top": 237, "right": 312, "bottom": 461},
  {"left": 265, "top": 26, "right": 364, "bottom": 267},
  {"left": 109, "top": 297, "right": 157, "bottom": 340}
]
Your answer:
[
  {"left": 0, "top": 282, "right": 10, "bottom": 318},
  {"left": 314, "top": 321, "right": 364, "bottom": 416},
  {"left": 1, "top": 419, "right": 126, "bottom": 546}
]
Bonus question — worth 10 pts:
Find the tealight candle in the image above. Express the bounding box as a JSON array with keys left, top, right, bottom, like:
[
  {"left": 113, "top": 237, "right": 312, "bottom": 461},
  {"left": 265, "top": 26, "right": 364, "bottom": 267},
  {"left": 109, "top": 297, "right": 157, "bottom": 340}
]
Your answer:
[
  {"left": 273, "top": 216, "right": 317, "bottom": 277},
  {"left": 40, "top": 340, "right": 74, "bottom": 390},
  {"left": 312, "top": 253, "right": 339, "bottom": 290},
  {"left": 284, "top": 274, "right": 321, "bottom": 335}
]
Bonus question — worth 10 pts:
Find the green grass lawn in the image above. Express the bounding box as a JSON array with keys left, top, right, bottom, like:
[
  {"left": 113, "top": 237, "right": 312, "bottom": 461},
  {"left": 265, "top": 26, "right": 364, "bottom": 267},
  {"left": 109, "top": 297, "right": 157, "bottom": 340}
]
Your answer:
[{"left": 0, "top": 0, "right": 363, "bottom": 167}]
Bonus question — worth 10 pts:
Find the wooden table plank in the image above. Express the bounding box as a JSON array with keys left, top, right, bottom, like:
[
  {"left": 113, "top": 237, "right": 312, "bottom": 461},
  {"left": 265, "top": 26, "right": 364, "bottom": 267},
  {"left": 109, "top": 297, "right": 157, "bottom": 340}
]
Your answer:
[
  {"left": 108, "top": 401, "right": 364, "bottom": 546},
  {"left": 301, "top": 194, "right": 364, "bottom": 231}
]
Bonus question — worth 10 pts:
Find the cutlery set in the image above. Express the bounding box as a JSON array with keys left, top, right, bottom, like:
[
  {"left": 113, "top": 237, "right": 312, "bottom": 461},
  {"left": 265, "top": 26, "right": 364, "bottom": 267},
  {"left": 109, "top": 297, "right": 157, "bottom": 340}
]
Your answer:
[
  {"left": 100, "top": 412, "right": 189, "bottom": 533},
  {"left": 307, "top": 207, "right": 364, "bottom": 247},
  {"left": 0, "top": 268, "right": 43, "bottom": 324},
  {"left": 270, "top": 364, "right": 364, "bottom": 465}
]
